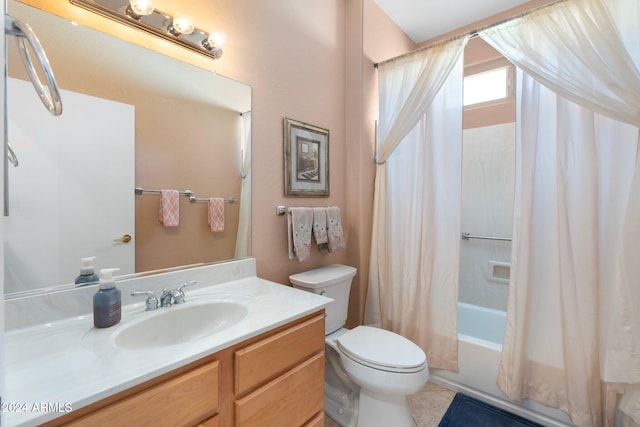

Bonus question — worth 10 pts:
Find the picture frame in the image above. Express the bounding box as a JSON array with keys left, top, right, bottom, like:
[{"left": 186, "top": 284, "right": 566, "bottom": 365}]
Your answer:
[{"left": 283, "top": 118, "right": 330, "bottom": 197}]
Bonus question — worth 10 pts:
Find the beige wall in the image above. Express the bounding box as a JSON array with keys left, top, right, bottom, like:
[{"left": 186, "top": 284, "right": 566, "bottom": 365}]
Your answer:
[
  {"left": 349, "top": 1, "right": 416, "bottom": 325},
  {"left": 209, "top": 0, "right": 416, "bottom": 328},
  {"left": 199, "top": 0, "right": 414, "bottom": 327},
  {"left": 135, "top": 100, "right": 241, "bottom": 272},
  {"left": 18, "top": 0, "right": 354, "bottom": 288},
  {"left": 182, "top": 0, "right": 561, "bottom": 326},
  {"left": 201, "top": 0, "right": 415, "bottom": 326},
  {"left": 22, "top": 0, "right": 550, "bottom": 326},
  {"left": 201, "top": 1, "right": 351, "bottom": 287}
]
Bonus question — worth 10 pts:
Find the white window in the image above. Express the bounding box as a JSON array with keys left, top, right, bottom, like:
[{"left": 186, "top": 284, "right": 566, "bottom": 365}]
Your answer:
[{"left": 464, "top": 61, "right": 514, "bottom": 107}]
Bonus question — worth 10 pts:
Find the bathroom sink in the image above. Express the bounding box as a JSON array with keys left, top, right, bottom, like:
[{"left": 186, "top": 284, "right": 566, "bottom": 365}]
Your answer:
[{"left": 115, "top": 302, "right": 248, "bottom": 350}]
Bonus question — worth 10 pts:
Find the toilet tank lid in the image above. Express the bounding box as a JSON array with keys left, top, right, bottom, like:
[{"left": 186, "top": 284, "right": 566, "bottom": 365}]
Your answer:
[{"left": 289, "top": 264, "right": 357, "bottom": 288}]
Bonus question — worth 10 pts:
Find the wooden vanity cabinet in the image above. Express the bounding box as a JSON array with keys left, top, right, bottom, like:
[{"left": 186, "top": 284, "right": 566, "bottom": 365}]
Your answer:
[
  {"left": 233, "top": 312, "right": 326, "bottom": 426},
  {"left": 42, "top": 310, "right": 325, "bottom": 427},
  {"left": 42, "top": 358, "right": 221, "bottom": 427}
]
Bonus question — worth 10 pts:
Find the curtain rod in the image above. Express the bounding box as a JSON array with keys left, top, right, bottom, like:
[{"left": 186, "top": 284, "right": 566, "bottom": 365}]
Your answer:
[{"left": 373, "top": 0, "right": 567, "bottom": 69}]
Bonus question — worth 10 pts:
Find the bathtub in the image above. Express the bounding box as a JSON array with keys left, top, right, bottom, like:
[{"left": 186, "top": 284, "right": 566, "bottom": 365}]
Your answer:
[{"left": 429, "top": 302, "right": 574, "bottom": 427}]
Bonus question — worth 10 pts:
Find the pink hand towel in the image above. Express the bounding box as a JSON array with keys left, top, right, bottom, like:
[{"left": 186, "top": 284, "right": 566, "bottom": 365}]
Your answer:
[
  {"left": 208, "top": 197, "right": 225, "bottom": 232},
  {"left": 159, "top": 189, "right": 179, "bottom": 227}
]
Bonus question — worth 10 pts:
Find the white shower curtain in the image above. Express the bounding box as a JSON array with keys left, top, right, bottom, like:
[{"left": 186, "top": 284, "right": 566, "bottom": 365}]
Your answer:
[
  {"left": 234, "top": 111, "right": 251, "bottom": 258},
  {"left": 479, "top": 0, "right": 640, "bottom": 424},
  {"left": 365, "top": 36, "right": 468, "bottom": 371}
]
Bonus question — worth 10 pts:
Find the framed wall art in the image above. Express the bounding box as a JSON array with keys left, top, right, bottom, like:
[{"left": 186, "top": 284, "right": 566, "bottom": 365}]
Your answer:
[{"left": 283, "top": 118, "right": 329, "bottom": 197}]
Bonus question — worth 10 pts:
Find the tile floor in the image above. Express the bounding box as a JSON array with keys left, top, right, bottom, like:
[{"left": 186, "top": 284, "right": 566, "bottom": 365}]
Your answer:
[{"left": 324, "top": 381, "right": 456, "bottom": 427}]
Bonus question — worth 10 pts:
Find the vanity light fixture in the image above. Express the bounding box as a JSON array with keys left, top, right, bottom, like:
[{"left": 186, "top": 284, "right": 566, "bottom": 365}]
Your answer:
[{"left": 70, "top": 0, "right": 225, "bottom": 60}]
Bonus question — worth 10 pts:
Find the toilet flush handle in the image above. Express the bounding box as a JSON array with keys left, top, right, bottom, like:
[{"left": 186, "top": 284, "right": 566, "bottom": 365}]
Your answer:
[{"left": 319, "top": 290, "right": 326, "bottom": 296}]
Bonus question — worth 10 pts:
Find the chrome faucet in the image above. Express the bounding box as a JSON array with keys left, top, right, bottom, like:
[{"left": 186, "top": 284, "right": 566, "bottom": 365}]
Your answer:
[{"left": 132, "top": 281, "right": 197, "bottom": 309}]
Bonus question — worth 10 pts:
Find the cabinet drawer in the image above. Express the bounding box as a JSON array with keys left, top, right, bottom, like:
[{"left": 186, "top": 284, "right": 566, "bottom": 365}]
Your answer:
[
  {"left": 234, "top": 313, "right": 324, "bottom": 395},
  {"left": 67, "top": 360, "right": 219, "bottom": 427},
  {"left": 235, "top": 352, "right": 325, "bottom": 427}
]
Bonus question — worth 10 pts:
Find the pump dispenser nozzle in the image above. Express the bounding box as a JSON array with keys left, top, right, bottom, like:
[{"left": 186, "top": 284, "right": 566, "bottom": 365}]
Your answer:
[
  {"left": 80, "top": 256, "right": 96, "bottom": 273},
  {"left": 75, "top": 256, "right": 99, "bottom": 286},
  {"left": 99, "top": 268, "right": 120, "bottom": 289}
]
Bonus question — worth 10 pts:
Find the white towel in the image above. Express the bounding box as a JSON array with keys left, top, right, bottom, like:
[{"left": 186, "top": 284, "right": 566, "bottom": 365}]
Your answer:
[
  {"left": 288, "top": 207, "right": 313, "bottom": 261},
  {"left": 159, "top": 189, "right": 179, "bottom": 227},
  {"left": 313, "top": 207, "right": 329, "bottom": 252},
  {"left": 326, "top": 206, "right": 345, "bottom": 253}
]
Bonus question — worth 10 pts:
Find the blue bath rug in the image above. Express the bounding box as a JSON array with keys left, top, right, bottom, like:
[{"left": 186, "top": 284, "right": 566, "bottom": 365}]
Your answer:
[{"left": 438, "top": 393, "right": 544, "bottom": 427}]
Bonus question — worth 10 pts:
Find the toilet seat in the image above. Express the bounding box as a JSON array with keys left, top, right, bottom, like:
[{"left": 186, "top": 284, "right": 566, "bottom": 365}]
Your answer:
[{"left": 337, "top": 326, "right": 426, "bottom": 373}]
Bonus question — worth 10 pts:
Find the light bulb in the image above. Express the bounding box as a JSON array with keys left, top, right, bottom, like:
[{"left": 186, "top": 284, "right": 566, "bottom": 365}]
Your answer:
[
  {"left": 207, "top": 32, "right": 227, "bottom": 48},
  {"left": 202, "top": 31, "right": 226, "bottom": 58},
  {"left": 128, "top": 0, "right": 154, "bottom": 17},
  {"left": 170, "top": 13, "right": 195, "bottom": 35}
]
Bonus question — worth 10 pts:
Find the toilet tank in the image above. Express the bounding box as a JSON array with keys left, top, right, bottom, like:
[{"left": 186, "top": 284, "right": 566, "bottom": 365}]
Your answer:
[{"left": 290, "top": 264, "right": 357, "bottom": 334}]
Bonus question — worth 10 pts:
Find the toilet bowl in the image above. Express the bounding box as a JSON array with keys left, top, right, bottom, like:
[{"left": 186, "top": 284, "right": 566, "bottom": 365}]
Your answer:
[{"left": 290, "top": 265, "right": 429, "bottom": 427}]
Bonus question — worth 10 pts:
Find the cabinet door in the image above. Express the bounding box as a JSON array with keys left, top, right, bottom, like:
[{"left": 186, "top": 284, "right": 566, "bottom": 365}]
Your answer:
[
  {"left": 235, "top": 352, "right": 324, "bottom": 427},
  {"left": 67, "top": 361, "right": 219, "bottom": 427}
]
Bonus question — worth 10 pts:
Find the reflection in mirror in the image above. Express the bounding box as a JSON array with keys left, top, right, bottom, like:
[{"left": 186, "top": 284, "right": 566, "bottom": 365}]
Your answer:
[{"left": 5, "top": 0, "right": 251, "bottom": 296}]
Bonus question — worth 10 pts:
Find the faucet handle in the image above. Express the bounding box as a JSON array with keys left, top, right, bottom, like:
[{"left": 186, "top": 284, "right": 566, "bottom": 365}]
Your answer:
[
  {"left": 131, "top": 291, "right": 159, "bottom": 311},
  {"left": 173, "top": 280, "right": 196, "bottom": 304},
  {"left": 177, "top": 280, "right": 196, "bottom": 292},
  {"left": 159, "top": 288, "right": 174, "bottom": 307}
]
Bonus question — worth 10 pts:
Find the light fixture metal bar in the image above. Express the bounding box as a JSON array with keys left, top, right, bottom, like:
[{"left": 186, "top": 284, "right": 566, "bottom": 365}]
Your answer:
[{"left": 69, "top": 0, "right": 221, "bottom": 60}]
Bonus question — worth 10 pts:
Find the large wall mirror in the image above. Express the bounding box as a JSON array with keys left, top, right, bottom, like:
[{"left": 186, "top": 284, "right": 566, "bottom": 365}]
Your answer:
[{"left": 5, "top": 0, "right": 251, "bottom": 296}]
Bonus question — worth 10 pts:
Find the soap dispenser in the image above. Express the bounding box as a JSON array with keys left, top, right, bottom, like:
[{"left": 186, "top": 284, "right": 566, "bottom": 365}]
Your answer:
[
  {"left": 75, "top": 256, "right": 99, "bottom": 286},
  {"left": 93, "top": 268, "right": 121, "bottom": 328}
]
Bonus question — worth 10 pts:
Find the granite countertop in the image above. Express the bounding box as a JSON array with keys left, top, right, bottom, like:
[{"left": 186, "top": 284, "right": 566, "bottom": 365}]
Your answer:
[{"left": 4, "top": 274, "right": 331, "bottom": 426}]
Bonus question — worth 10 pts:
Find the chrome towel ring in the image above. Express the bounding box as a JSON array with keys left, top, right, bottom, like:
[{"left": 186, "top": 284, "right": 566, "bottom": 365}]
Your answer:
[
  {"left": 5, "top": 14, "right": 62, "bottom": 116},
  {"left": 4, "top": 13, "right": 63, "bottom": 216}
]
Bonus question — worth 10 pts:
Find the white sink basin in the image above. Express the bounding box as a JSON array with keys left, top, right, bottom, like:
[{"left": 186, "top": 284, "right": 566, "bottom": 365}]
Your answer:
[{"left": 114, "top": 302, "right": 248, "bottom": 350}]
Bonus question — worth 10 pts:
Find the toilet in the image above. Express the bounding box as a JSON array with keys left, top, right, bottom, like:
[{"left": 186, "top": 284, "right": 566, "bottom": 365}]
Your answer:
[{"left": 290, "top": 265, "right": 429, "bottom": 427}]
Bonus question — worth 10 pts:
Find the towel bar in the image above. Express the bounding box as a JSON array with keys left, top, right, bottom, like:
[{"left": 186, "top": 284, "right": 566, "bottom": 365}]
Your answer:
[
  {"left": 461, "top": 232, "right": 511, "bottom": 242},
  {"left": 135, "top": 186, "right": 193, "bottom": 197},
  {"left": 189, "top": 196, "right": 236, "bottom": 203}
]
